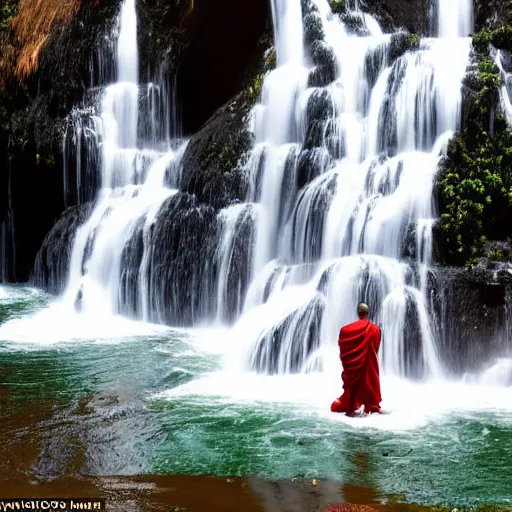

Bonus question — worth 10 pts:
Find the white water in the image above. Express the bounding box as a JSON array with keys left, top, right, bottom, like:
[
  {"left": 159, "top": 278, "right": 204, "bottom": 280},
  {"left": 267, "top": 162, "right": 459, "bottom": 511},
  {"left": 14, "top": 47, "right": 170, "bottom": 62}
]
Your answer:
[
  {"left": 495, "top": 49, "right": 512, "bottom": 126},
  {"left": 2, "top": 0, "right": 511, "bottom": 440},
  {"left": 0, "top": 0, "right": 186, "bottom": 340},
  {"left": 227, "top": 0, "right": 472, "bottom": 379},
  {"left": 437, "top": 0, "right": 473, "bottom": 38},
  {"left": 58, "top": 0, "right": 186, "bottom": 321}
]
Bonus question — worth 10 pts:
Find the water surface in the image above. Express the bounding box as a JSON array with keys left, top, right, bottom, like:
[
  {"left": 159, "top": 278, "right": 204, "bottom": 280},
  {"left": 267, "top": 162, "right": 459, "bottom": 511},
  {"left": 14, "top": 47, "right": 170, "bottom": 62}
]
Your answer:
[{"left": 1, "top": 286, "right": 511, "bottom": 507}]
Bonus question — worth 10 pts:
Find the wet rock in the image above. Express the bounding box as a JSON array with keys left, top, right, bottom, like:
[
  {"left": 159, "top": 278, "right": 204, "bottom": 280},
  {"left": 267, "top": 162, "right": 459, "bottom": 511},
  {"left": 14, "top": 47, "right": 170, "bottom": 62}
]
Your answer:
[
  {"left": 250, "top": 294, "right": 325, "bottom": 374},
  {"left": 428, "top": 265, "right": 512, "bottom": 375},
  {"left": 308, "top": 41, "right": 337, "bottom": 88},
  {"left": 474, "top": 0, "right": 512, "bottom": 31},
  {"left": 34, "top": 202, "right": 93, "bottom": 294},
  {"left": 303, "top": 12, "right": 325, "bottom": 49},
  {"left": 180, "top": 94, "right": 253, "bottom": 210},
  {"left": 340, "top": 13, "right": 369, "bottom": 36},
  {"left": 389, "top": 31, "right": 420, "bottom": 63},
  {"left": 362, "top": 0, "right": 431, "bottom": 35},
  {"left": 119, "top": 192, "right": 218, "bottom": 326},
  {"left": 0, "top": 0, "right": 121, "bottom": 283}
]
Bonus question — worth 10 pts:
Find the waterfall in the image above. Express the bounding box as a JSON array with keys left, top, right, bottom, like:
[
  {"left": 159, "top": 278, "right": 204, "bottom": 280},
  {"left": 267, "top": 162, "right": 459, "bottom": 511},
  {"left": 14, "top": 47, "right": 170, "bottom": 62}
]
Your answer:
[
  {"left": 56, "top": 0, "right": 186, "bottom": 318},
  {"left": 437, "top": 0, "right": 473, "bottom": 38},
  {"left": 495, "top": 49, "right": 512, "bottom": 126},
  {"left": 229, "top": 0, "right": 472, "bottom": 379},
  {"left": 30, "top": 0, "right": 486, "bottom": 380}
]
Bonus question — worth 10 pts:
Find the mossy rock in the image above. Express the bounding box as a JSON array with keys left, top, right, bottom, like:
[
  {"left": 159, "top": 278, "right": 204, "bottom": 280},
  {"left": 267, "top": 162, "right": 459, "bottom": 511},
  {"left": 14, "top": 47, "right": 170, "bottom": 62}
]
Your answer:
[
  {"left": 434, "top": 18, "right": 512, "bottom": 267},
  {"left": 473, "top": 24, "right": 512, "bottom": 54},
  {"left": 329, "top": 0, "right": 346, "bottom": 15},
  {"left": 180, "top": 93, "right": 254, "bottom": 210},
  {"left": 389, "top": 31, "right": 420, "bottom": 62}
]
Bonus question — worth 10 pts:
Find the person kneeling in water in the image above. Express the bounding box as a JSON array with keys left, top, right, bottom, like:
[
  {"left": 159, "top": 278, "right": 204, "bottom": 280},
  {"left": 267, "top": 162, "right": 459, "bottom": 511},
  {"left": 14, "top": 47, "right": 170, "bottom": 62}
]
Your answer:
[{"left": 331, "top": 303, "right": 383, "bottom": 416}]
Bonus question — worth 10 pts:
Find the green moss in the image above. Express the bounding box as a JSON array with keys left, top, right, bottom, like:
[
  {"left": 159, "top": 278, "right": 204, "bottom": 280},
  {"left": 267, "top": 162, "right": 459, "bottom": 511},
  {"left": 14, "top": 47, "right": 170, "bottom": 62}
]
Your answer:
[
  {"left": 0, "top": 0, "right": 18, "bottom": 32},
  {"left": 201, "top": 133, "right": 251, "bottom": 174},
  {"left": 408, "top": 33, "right": 420, "bottom": 48},
  {"left": 248, "top": 73, "right": 265, "bottom": 103},
  {"left": 329, "top": 0, "right": 346, "bottom": 15},
  {"left": 389, "top": 32, "right": 420, "bottom": 62},
  {"left": 242, "top": 33, "right": 276, "bottom": 106},
  {"left": 487, "top": 247, "right": 508, "bottom": 262}
]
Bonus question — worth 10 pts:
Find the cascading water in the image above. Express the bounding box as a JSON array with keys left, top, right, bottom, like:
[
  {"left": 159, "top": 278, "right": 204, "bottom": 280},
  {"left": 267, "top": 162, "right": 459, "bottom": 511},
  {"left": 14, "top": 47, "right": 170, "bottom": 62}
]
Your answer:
[
  {"left": 437, "top": 0, "right": 473, "bottom": 38},
  {"left": 45, "top": 0, "right": 186, "bottom": 321},
  {"left": 226, "top": 0, "right": 473, "bottom": 379},
  {"left": 495, "top": 49, "right": 512, "bottom": 126},
  {"left": 9, "top": 0, "right": 510, "bottom": 386}
]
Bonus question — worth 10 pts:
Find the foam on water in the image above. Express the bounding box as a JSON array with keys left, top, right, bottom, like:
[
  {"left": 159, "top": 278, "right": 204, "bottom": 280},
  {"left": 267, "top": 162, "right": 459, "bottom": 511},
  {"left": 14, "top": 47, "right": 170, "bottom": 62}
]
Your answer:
[
  {"left": 153, "top": 369, "right": 512, "bottom": 431},
  {"left": 0, "top": 303, "right": 169, "bottom": 345}
]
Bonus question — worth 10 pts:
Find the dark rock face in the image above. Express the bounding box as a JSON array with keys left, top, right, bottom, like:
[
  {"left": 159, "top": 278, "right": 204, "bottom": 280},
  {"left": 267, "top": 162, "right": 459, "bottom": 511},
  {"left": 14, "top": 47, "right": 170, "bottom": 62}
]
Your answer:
[
  {"left": 360, "top": 0, "right": 432, "bottom": 35},
  {"left": 0, "top": 0, "right": 121, "bottom": 282},
  {"left": 119, "top": 192, "right": 218, "bottom": 325},
  {"left": 474, "top": 0, "right": 512, "bottom": 31},
  {"left": 429, "top": 264, "right": 512, "bottom": 375},
  {"left": 1, "top": 0, "right": 272, "bottom": 283},
  {"left": 179, "top": 93, "right": 254, "bottom": 210},
  {"left": 179, "top": 0, "right": 271, "bottom": 135},
  {"left": 34, "top": 202, "right": 93, "bottom": 294},
  {"left": 35, "top": 190, "right": 255, "bottom": 327}
]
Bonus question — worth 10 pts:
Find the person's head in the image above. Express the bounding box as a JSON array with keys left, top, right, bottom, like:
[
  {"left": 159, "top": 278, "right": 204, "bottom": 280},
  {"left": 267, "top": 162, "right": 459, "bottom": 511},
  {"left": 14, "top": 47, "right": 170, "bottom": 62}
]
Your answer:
[{"left": 357, "top": 303, "right": 369, "bottom": 319}]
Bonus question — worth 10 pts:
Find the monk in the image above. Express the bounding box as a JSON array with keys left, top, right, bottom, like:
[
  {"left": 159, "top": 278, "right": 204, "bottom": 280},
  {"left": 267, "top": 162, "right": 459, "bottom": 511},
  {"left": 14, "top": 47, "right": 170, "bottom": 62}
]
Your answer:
[{"left": 331, "top": 303, "right": 382, "bottom": 416}]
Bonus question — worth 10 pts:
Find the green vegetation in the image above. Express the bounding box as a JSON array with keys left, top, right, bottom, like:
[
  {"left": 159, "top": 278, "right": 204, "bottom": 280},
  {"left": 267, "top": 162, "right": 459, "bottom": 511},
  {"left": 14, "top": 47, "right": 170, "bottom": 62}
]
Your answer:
[
  {"left": 248, "top": 73, "right": 265, "bottom": 103},
  {"left": 389, "top": 32, "right": 421, "bottom": 62},
  {"left": 473, "top": 25, "right": 512, "bottom": 53},
  {"left": 436, "top": 57, "right": 512, "bottom": 266},
  {"left": 0, "top": 0, "right": 18, "bottom": 32},
  {"left": 408, "top": 33, "right": 420, "bottom": 48},
  {"left": 329, "top": 0, "right": 346, "bottom": 15},
  {"left": 245, "top": 34, "right": 276, "bottom": 105},
  {"left": 201, "top": 132, "right": 251, "bottom": 175},
  {"left": 435, "top": 5, "right": 512, "bottom": 267}
]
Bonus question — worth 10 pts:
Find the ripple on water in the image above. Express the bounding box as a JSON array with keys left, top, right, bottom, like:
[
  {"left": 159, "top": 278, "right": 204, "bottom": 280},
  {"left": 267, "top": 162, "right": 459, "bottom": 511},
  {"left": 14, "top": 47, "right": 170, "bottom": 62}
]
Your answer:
[{"left": 1, "top": 288, "right": 512, "bottom": 506}]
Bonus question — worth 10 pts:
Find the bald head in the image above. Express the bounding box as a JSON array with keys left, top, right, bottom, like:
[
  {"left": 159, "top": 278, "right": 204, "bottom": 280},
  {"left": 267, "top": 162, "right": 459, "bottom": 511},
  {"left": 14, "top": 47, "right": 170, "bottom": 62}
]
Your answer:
[{"left": 357, "top": 303, "right": 369, "bottom": 319}]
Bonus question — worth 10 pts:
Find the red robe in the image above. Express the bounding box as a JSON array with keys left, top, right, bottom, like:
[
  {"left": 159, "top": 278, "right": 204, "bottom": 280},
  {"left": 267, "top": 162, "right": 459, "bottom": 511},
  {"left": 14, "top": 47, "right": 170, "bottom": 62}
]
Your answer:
[{"left": 331, "top": 319, "right": 382, "bottom": 414}]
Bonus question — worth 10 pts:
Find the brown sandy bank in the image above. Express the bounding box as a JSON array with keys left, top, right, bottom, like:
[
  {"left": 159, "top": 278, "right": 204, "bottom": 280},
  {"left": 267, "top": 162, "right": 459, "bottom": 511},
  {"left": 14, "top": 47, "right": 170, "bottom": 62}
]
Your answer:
[{"left": 2, "top": 474, "right": 509, "bottom": 512}]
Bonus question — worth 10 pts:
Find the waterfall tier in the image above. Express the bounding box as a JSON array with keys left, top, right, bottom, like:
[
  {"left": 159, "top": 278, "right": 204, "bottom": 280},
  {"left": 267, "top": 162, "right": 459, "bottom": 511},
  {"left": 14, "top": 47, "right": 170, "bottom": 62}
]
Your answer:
[{"left": 32, "top": 0, "right": 512, "bottom": 384}]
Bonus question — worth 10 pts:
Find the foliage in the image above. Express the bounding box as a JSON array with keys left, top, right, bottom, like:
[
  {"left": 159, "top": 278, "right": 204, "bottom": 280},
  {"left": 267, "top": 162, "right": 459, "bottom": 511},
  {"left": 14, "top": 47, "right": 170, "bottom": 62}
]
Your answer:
[
  {"left": 473, "top": 24, "right": 512, "bottom": 53},
  {"left": 435, "top": 9, "right": 512, "bottom": 267},
  {"left": 408, "top": 33, "right": 420, "bottom": 48},
  {"left": 244, "top": 34, "right": 276, "bottom": 105},
  {"left": 248, "top": 73, "right": 265, "bottom": 103},
  {"left": 0, "top": 0, "right": 19, "bottom": 32},
  {"left": 329, "top": 0, "right": 346, "bottom": 15},
  {"left": 389, "top": 31, "right": 420, "bottom": 62},
  {"left": 1, "top": 0, "right": 80, "bottom": 84},
  {"left": 436, "top": 58, "right": 512, "bottom": 265}
]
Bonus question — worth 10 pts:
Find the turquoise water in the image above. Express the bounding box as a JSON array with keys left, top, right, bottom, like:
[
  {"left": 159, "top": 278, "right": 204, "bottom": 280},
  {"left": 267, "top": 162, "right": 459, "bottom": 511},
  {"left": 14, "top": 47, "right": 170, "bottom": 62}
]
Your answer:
[{"left": 1, "top": 285, "right": 511, "bottom": 506}]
